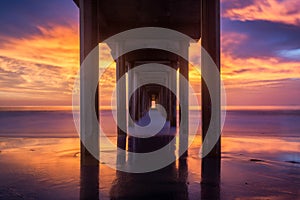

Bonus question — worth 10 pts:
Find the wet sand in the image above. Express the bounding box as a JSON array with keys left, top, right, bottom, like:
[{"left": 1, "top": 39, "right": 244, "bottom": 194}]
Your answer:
[
  {"left": 0, "top": 109, "right": 299, "bottom": 199},
  {"left": 0, "top": 135, "right": 299, "bottom": 200}
]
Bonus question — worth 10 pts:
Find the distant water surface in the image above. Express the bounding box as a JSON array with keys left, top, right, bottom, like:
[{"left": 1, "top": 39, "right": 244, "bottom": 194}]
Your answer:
[
  {"left": 0, "top": 106, "right": 299, "bottom": 199},
  {"left": 0, "top": 106, "right": 299, "bottom": 138}
]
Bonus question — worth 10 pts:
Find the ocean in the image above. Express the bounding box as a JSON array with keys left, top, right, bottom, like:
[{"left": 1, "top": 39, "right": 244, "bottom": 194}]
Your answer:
[
  {"left": 0, "top": 108, "right": 299, "bottom": 138},
  {"left": 0, "top": 107, "right": 299, "bottom": 199}
]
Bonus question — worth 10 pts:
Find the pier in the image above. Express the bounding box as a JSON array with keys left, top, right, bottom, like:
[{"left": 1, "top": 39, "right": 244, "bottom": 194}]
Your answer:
[{"left": 74, "top": 0, "right": 220, "bottom": 199}]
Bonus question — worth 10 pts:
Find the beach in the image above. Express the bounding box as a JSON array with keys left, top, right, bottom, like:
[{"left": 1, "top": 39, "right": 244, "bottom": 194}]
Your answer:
[
  {"left": 0, "top": 109, "right": 299, "bottom": 199},
  {"left": 1, "top": 0, "right": 300, "bottom": 199}
]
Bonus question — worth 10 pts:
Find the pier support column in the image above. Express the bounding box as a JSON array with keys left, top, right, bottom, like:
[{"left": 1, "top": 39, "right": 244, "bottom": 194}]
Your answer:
[
  {"left": 201, "top": 0, "right": 221, "bottom": 158},
  {"left": 137, "top": 87, "right": 141, "bottom": 120},
  {"left": 170, "top": 61, "right": 177, "bottom": 127},
  {"left": 132, "top": 70, "right": 138, "bottom": 122},
  {"left": 201, "top": 0, "right": 221, "bottom": 198},
  {"left": 163, "top": 87, "right": 167, "bottom": 120},
  {"left": 168, "top": 88, "right": 172, "bottom": 122},
  {"left": 116, "top": 43, "right": 127, "bottom": 164},
  {"left": 128, "top": 63, "right": 135, "bottom": 127},
  {"left": 141, "top": 89, "right": 145, "bottom": 117},
  {"left": 79, "top": 0, "right": 99, "bottom": 199},
  {"left": 158, "top": 87, "right": 164, "bottom": 115},
  {"left": 142, "top": 89, "right": 147, "bottom": 117},
  {"left": 179, "top": 42, "right": 189, "bottom": 159}
]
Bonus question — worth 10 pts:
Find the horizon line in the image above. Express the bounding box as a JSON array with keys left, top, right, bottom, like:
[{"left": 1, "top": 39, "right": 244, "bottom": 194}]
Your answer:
[{"left": 1, "top": 105, "right": 300, "bottom": 111}]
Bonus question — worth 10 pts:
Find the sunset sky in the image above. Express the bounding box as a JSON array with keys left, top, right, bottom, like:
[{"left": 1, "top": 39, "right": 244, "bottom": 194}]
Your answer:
[{"left": 0, "top": 0, "right": 299, "bottom": 107}]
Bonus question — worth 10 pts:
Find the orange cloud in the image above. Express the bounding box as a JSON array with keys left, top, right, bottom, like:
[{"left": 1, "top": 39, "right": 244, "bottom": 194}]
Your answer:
[
  {"left": 0, "top": 18, "right": 299, "bottom": 107},
  {"left": 218, "top": 29, "right": 300, "bottom": 106},
  {"left": 221, "top": 31, "right": 300, "bottom": 87},
  {"left": 222, "top": 53, "right": 300, "bottom": 87},
  {"left": 0, "top": 24, "right": 80, "bottom": 106},
  {"left": 220, "top": 51, "right": 300, "bottom": 106},
  {"left": 0, "top": 24, "right": 79, "bottom": 69},
  {"left": 223, "top": 0, "right": 300, "bottom": 26}
]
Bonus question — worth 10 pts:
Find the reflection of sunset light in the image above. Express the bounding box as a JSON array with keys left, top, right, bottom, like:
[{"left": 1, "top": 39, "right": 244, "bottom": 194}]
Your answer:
[{"left": 221, "top": 136, "right": 300, "bottom": 153}]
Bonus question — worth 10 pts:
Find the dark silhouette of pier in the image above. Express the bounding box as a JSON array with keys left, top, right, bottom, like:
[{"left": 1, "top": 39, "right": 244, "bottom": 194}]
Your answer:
[{"left": 74, "top": 0, "right": 220, "bottom": 199}]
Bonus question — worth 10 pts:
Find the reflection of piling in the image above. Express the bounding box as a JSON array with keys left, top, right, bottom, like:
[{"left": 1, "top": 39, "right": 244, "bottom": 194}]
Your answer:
[
  {"left": 178, "top": 158, "right": 189, "bottom": 200},
  {"left": 111, "top": 146, "right": 189, "bottom": 200},
  {"left": 201, "top": 157, "right": 221, "bottom": 200},
  {"left": 80, "top": 155, "right": 99, "bottom": 200}
]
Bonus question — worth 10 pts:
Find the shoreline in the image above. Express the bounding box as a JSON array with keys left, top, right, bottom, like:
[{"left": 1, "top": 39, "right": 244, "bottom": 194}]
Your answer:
[{"left": 0, "top": 136, "right": 299, "bottom": 199}]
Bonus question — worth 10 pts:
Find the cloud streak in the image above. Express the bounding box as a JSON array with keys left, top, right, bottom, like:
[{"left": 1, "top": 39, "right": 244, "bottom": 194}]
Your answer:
[
  {"left": 223, "top": 0, "right": 300, "bottom": 26},
  {"left": 0, "top": 0, "right": 78, "bottom": 39},
  {"left": 0, "top": 0, "right": 299, "bottom": 107},
  {"left": 221, "top": 19, "right": 300, "bottom": 60}
]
